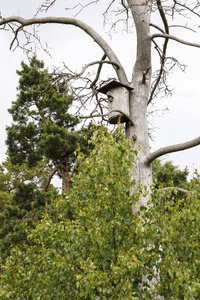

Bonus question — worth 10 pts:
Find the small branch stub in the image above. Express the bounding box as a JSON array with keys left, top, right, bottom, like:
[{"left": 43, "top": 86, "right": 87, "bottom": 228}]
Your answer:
[
  {"left": 108, "top": 95, "right": 113, "bottom": 102},
  {"left": 98, "top": 80, "right": 133, "bottom": 124}
]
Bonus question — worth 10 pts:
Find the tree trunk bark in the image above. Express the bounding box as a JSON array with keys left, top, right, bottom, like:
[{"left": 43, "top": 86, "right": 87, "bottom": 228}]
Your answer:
[
  {"left": 61, "top": 163, "right": 72, "bottom": 192},
  {"left": 126, "top": 0, "right": 153, "bottom": 210}
]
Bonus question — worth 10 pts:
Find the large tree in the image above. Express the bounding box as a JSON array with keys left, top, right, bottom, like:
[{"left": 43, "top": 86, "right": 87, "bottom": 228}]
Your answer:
[
  {"left": 1, "top": 1, "right": 200, "bottom": 206},
  {"left": 5, "top": 56, "right": 93, "bottom": 192}
]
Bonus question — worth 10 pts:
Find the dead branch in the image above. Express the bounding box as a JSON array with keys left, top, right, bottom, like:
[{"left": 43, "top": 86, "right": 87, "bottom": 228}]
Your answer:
[
  {"left": 0, "top": 16, "right": 127, "bottom": 83},
  {"left": 79, "top": 113, "right": 108, "bottom": 119},
  {"left": 150, "top": 23, "right": 165, "bottom": 34},
  {"left": 159, "top": 186, "right": 200, "bottom": 197},
  {"left": 61, "top": 60, "right": 120, "bottom": 79},
  {"left": 89, "top": 94, "right": 104, "bottom": 116},
  {"left": 169, "top": 24, "right": 196, "bottom": 33},
  {"left": 79, "top": 109, "right": 134, "bottom": 126},
  {"left": 146, "top": 136, "right": 200, "bottom": 165},
  {"left": 90, "top": 53, "right": 107, "bottom": 89},
  {"left": 148, "top": 0, "right": 169, "bottom": 105},
  {"left": 172, "top": 0, "right": 200, "bottom": 18},
  {"left": 151, "top": 33, "right": 200, "bottom": 48},
  {"left": 69, "top": 1, "right": 100, "bottom": 18},
  {"left": 39, "top": 0, "right": 57, "bottom": 13}
]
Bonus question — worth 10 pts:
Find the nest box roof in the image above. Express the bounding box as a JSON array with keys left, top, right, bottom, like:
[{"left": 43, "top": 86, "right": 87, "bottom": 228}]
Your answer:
[{"left": 97, "top": 80, "right": 133, "bottom": 95}]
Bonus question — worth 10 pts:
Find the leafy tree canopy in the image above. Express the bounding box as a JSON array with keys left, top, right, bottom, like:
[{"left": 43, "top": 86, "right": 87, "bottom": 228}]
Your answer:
[
  {"left": 1, "top": 126, "right": 200, "bottom": 299},
  {"left": 0, "top": 180, "right": 57, "bottom": 260},
  {"left": 152, "top": 159, "right": 189, "bottom": 189},
  {"left": 0, "top": 158, "right": 55, "bottom": 211},
  {"left": 0, "top": 157, "right": 58, "bottom": 259}
]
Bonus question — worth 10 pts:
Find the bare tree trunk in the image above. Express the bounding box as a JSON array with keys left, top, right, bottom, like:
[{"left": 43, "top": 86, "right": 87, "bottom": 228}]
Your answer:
[{"left": 126, "top": 0, "right": 153, "bottom": 209}]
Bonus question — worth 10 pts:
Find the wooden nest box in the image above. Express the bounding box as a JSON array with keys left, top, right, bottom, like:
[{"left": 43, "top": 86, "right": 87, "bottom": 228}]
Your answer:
[{"left": 98, "top": 80, "right": 133, "bottom": 124}]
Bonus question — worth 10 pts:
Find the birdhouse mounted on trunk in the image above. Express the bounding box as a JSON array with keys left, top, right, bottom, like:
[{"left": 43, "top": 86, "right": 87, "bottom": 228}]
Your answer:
[{"left": 98, "top": 80, "right": 133, "bottom": 124}]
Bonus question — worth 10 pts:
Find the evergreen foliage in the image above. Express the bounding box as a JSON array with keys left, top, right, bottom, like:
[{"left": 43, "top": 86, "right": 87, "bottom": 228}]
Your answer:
[
  {"left": 5, "top": 56, "right": 95, "bottom": 190},
  {"left": 6, "top": 56, "right": 78, "bottom": 166}
]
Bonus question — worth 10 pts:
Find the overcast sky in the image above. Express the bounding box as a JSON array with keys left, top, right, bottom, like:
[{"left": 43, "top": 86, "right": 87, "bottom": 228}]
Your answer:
[{"left": 1, "top": 0, "right": 200, "bottom": 184}]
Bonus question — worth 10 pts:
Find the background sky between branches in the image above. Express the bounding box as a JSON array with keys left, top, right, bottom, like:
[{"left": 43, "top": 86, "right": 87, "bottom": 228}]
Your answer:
[{"left": 0, "top": 0, "right": 200, "bottom": 185}]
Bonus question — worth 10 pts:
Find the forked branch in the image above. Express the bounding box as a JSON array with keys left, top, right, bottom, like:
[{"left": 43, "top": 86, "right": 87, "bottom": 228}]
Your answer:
[
  {"left": 0, "top": 16, "right": 128, "bottom": 83},
  {"left": 63, "top": 59, "right": 120, "bottom": 79},
  {"left": 90, "top": 53, "right": 107, "bottom": 89},
  {"left": 151, "top": 33, "right": 200, "bottom": 48}
]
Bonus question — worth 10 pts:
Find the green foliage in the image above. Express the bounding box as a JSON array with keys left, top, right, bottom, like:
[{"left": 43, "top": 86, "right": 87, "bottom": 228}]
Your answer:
[
  {"left": 189, "top": 170, "right": 200, "bottom": 194},
  {"left": 0, "top": 157, "right": 58, "bottom": 260},
  {"left": 0, "top": 158, "right": 54, "bottom": 212},
  {"left": 152, "top": 159, "right": 189, "bottom": 188},
  {"left": 0, "top": 157, "right": 58, "bottom": 259},
  {"left": 0, "top": 57, "right": 98, "bottom": 260},
  {"left": 6, "top": 56, "right": 79, "bottom": 168},
  {"left": 141, "top": 186, "right": 200, "bottom": 299},
  {"left": 0, "top": 127, "right": 200, "bottom": 299},
  {"left": 0, "top": 182, "right": 57, "bottom": 260},
  {"left": 0, "top": 126, "right": 143, "bottom": 299},
  {"left": 6, "top": 56, "right": 98, "bottom": 193}
]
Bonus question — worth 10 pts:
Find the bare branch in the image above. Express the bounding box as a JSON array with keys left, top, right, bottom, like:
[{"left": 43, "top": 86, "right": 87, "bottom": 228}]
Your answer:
[
  {"left": 79, "top": 113, "right": 108, "bottom": 119},
  {"left": 151, "top": 33, "right": 200, "bottom": 48},
  {"left": 0, "top": 16, "right": 128, "bottom": 83},
  {"left": 103, "top": 0, "right": 115, "bottom": 18},
  {"left": 68, "top": 1, "right": 100, "bottom": 18},
  {"left": 148, "top": 0, "right": 169, "bottom": 105},
  {"left": 67, "top": 60, "right": 120, "bottom": 78},
  {"left": 90, "top": 54, "right": 107, "bottom": 89},
  {"left": 121, "top": 0, "right": 129, "bottom": 16},
  {"left": 173, "top": 0, "right": 200, "bottom": 18},
  {"left": 159, "top": 187, "right": 200, "bottom": 197},
  {"left": 146, "top": 136, "right": 200, "bottom": 165},
  {"left": 9, "top": 24, "right": 23, "bottom": 50},
  {"left": 91, "top": 94, "right": 105, "bottom": 117},
  {"left": 39, "top": 0, "right": 57, "bottom": 13},
  {"left": 169, "top": 24, "right": 196, "bottom": 33},
  {"left": 150, "top": 23, "right": 165, "bottom": 34}
]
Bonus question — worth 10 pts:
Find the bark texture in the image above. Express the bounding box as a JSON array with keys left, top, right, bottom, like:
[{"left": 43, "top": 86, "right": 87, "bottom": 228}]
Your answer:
[{"left": 126, "top": 0, "right": 153, "bottom": 209}]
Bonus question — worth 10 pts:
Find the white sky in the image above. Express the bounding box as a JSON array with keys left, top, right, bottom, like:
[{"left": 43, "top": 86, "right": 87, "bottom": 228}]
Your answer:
[{"left": 0, "top": 0, "right": 200, "bottom": 185}]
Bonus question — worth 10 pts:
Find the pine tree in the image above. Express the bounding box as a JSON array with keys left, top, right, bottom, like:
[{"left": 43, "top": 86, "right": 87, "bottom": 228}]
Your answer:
[{"left": 6, "top": 56, "right": 86, "bottom": 191}]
